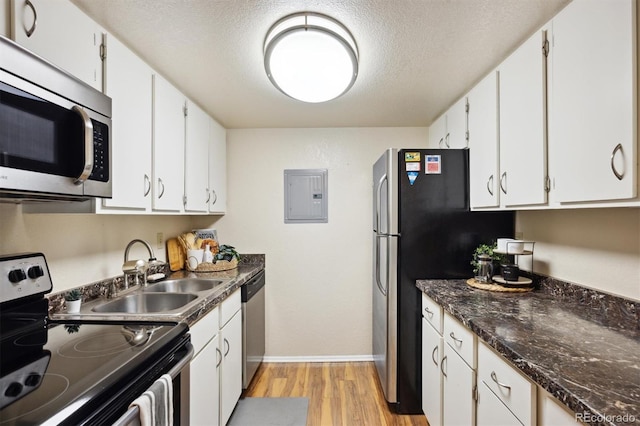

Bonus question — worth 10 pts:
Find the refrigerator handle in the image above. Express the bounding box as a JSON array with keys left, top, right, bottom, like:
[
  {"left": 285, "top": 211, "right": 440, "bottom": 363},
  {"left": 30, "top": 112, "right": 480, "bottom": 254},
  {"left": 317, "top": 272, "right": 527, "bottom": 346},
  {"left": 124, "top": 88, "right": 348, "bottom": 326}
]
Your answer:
[
  {"left": 375, "top": 173, "right": 387, "bottom": 233},
  {"left": 375, "top": 235, "right": 388, "bottom": 296}
]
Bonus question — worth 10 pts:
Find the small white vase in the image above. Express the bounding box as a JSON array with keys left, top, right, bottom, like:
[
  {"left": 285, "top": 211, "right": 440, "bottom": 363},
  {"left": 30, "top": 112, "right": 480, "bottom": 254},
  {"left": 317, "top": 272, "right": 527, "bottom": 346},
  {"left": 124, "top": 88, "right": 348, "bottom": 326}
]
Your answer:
[{"left": 66, "top": 299, "right": 82, "bottom": 313}]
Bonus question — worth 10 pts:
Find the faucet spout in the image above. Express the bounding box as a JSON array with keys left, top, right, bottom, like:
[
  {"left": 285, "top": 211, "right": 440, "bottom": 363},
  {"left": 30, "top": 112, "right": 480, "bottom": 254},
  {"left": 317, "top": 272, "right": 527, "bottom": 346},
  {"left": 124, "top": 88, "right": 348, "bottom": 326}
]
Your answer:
[{"left": 124, "top": 239, "right": 156, "bottom": 263}]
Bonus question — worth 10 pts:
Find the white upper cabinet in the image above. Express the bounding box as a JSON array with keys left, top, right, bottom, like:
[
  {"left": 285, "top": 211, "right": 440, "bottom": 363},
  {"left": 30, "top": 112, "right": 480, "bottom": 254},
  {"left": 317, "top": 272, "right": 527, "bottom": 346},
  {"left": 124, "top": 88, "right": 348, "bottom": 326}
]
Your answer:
[
  {"left": 10, "top": 0, "right": 102, "bottom": 90},
  {"left": 152, "top": 74, "right": 185, "bottom": 212},
  {"left": 499, "top": 28, "right": 549, "bottom": 208},
  {"left": 468, "top": 71, "right": 500, "bottom": 209},
  {"left": 209, "top": 118, "right": 227, "bottom": 214},
  {"left": 428, "top": 97, "right": 468, "bottom": 149},
  {"left": 184, "top": 101, "right": 210, "bottom": 213},
  {"left": 101, "top": 33, "right": 152, "bottom": 211},
  {"left": 550, "top": 0, "right": 636, "bottom": 203}
]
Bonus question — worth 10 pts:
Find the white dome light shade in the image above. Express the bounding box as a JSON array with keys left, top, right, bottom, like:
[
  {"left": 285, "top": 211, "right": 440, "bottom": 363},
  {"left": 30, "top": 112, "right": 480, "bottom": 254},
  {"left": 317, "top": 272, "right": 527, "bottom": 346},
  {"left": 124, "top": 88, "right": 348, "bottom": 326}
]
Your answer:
[{"left": 264, "top": 13, "right": 359, "bottom": 103}]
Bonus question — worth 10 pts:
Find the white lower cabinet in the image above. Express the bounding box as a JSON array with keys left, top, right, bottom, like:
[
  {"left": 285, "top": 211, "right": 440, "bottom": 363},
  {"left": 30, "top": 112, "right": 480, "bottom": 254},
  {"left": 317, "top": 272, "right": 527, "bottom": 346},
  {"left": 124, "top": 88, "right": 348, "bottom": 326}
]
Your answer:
[
  {"left": 189, "top": 307, "right": 220, "bottom": 426},
  {"left": 421, "top": 317, "right": 443, "bottom": 426},
  {"left": 190, "top": 333, "right": 220, "bottom": 426},
  {"left": 477, "top": 381, "right": 522, "bottom": 426},
  {"left": 189, "top": 290, "right": 242, "bottom": 426},
  {"left": 442, "top": 342, "right": 476, "bottom": 425},
  {"left": 219, "top": 290, "right": 242, "bottom": 425}
]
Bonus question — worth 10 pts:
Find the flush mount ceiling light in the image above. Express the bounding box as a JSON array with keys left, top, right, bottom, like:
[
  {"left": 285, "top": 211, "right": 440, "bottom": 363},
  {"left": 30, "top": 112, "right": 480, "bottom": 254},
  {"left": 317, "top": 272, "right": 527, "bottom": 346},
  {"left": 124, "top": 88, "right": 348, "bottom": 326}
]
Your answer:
[{"left": 264, "top": 12, "right": 359, "bottom": 103}]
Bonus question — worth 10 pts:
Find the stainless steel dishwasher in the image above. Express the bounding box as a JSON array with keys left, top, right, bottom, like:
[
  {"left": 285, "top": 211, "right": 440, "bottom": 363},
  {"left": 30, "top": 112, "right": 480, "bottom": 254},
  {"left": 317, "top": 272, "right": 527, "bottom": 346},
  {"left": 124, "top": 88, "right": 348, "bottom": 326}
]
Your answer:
[{"left": 241, "top": 270, "right": 265, "bottom": 389}]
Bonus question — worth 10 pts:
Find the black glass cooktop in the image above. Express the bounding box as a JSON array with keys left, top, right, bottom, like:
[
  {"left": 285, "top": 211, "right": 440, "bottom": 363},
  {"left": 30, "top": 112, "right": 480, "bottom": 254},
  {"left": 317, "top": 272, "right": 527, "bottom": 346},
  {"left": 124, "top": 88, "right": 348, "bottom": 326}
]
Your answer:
[{"left": 0, "top": 299, "right": 187, "bottom": 425}]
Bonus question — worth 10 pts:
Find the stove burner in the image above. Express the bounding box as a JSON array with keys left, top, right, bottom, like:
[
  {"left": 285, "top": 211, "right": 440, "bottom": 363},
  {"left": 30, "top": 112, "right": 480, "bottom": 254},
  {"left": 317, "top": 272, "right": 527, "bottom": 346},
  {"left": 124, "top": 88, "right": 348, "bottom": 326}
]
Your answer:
[
  {"left": 0, "top": 374, "right": 69, "bottom": 425},
  {"left": 56, "top": 326, "right": 159, "bottom": 359},
  {"left": 13, "top": 329, "right": 48, "bottom": 348}
]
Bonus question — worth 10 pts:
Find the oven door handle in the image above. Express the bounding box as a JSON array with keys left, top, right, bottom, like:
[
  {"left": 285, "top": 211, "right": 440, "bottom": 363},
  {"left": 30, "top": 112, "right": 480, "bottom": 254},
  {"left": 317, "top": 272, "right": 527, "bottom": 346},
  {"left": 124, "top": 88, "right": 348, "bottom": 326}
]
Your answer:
[
  {"left": 112, "top": 342, "right": 194, "bottom": 426},
  {"left": 72, "top": 105, "right": 94, "bottom": 185}
]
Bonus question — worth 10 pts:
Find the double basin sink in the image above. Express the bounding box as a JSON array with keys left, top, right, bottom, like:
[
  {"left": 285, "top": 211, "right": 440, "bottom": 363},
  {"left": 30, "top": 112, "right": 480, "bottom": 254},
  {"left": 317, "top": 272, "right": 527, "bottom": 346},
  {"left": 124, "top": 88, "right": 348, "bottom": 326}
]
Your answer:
[{"left": 90, "top": 278, "right": 228, "bottom": 315}]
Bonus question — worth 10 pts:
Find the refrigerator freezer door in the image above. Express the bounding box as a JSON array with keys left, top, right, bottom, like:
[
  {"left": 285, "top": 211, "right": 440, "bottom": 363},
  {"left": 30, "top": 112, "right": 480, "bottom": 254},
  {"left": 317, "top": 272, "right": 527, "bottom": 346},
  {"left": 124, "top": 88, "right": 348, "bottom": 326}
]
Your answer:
[{"left": 372, "top": 149, "right": 398, "bottom": 404}]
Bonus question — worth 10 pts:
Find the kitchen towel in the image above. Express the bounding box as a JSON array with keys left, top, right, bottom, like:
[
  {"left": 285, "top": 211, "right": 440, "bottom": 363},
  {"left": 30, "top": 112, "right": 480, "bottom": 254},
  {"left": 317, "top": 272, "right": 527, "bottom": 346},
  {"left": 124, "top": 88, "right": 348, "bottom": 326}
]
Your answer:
[{"left": 129, "top": 374, "right": 173, "bottom": 426}]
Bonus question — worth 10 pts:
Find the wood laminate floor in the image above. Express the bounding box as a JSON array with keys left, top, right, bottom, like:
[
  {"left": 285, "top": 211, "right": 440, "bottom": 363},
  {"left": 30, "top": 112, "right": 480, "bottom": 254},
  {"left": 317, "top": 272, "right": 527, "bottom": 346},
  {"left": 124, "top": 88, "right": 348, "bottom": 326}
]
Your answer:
[{"left": 243, "top": 362, "right": 429, "bottom": 426}]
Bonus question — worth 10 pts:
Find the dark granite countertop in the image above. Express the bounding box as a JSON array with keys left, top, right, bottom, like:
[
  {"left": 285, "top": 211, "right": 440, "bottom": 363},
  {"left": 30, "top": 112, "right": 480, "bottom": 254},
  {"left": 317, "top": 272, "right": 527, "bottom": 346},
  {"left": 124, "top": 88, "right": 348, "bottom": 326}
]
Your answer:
[
  {"left": 49, "top": 255, "right": 265, "bottom": 327},
  {"left": 416, "top": 278, "right": 640, "bottom": 426}
]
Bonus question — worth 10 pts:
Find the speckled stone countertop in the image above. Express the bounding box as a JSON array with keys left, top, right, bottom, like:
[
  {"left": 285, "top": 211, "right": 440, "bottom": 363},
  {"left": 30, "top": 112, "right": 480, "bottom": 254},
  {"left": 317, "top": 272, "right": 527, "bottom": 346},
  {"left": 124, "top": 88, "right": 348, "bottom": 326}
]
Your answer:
[
  {"left": 416, "top": 277, "right": 640, "bottom": 426},
  {"left": 49, "top": 254, "right": 265, "bottom": 327}
]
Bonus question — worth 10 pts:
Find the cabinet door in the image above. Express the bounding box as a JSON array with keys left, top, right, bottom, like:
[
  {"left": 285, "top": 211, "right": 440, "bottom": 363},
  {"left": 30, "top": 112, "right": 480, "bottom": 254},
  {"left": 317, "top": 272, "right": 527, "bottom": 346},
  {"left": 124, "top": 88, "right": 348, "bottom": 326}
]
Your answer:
[
  {"left": 152, "top": 74, "right": 185, "bottom": 212},
  {"left": 468, "top": 71, "right": 500, "bottom": 208},
  {"left": 101, "top": 34, "right": 152, "bottom": 211},
  {"left": 551, "top": 0, "right": 636, "bottom": 202},
  {"left": 499, "top": 29, "right": 548, "bottom": 207},
  {"left": 220, "top": 310, "right": 242, "bottom": 425},
  {"left": 428, "top": 114, "right": 446, "bottom": 148},
  {"left": 446, "top": 97, "right": 468, "bottom": 149},
  {"left": 190, "top": 334, "right": 220, "bottom": 426},
  {"left": 184, "top": 101, "right": 210, "bottom": 213},
  {"left": 11, "top": 0, "right": 102, "bottom": 90},
  {"left": 422, "top": 318, "right": 443, "bottom": 426},
  {"left": 442, "top": 344, "right": 475, "bottom": 426},
  {"left": 208, "top": 118, "right": 227, "bottom": 214},
  {"left": 477, "top": 382, "right": 523, "bottom": 426}
]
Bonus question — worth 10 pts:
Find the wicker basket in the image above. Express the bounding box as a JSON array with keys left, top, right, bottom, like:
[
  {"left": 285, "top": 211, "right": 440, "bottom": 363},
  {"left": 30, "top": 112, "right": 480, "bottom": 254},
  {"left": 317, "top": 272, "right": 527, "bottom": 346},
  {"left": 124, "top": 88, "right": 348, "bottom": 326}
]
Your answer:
[{"left": 188, "top": 258, "right": 238, "bottom": 272}]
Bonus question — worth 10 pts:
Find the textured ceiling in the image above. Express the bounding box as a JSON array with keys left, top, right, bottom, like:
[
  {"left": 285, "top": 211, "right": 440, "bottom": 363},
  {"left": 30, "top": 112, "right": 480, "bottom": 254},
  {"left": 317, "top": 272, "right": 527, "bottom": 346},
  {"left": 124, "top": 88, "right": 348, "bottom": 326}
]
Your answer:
[{"left": 71, "top": 0, "right": 571, "bottom": 129}]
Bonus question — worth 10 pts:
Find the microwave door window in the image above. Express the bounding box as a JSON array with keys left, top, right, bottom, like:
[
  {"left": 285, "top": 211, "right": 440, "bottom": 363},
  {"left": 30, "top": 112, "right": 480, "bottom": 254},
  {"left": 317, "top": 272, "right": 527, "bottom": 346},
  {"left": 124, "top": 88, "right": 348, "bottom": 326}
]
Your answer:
[{"left": 0, "top": 82, "right": 84, "bottom": 178}]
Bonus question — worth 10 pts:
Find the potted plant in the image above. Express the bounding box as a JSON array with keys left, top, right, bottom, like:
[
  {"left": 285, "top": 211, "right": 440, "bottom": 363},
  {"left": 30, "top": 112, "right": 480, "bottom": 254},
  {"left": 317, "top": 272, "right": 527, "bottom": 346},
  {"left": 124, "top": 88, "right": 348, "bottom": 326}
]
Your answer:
[
  {"left": 65, "top": 289, "right": 82, "bottom": 313},
  {"left": 471, "top": 242, "right": 507, "bottom": 276}
]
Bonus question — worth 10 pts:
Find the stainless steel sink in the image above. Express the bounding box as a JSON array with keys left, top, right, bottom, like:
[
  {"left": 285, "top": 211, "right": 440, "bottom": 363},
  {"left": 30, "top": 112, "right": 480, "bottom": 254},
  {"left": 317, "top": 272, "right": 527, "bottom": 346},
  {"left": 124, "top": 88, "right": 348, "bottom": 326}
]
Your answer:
[
  {"left": 92, "top": 292, "right": 198, "bottom": 314},
  {"left": 144, "top": 279, "right": 224, "bottom": 293}
]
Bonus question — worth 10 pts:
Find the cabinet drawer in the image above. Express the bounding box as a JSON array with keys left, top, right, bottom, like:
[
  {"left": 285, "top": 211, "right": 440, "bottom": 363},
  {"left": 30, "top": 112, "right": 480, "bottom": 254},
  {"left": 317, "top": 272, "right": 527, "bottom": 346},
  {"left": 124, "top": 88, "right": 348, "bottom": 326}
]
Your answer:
[
  {"left": 422, "top": 293, "right": 443, "bottom": 334},
  {"left": 190, "top": 306, "right": 219, "bottom": 356},
  {"left": 220, "top": 289, "right": 241, "bottom": 328},
  {"left": 443, "top": 313, "right": 476, "bottom": 368},
  {"left": 478, "top": 341, "right": 536, "bottom": 426}
]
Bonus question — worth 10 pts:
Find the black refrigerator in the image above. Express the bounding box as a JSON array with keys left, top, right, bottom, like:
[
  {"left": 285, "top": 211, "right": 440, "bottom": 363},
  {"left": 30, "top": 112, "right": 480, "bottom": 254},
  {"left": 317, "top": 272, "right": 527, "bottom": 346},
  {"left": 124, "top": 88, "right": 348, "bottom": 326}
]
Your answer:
[{"left": 372, "top": 148, "right": 514, "bottom": 413}]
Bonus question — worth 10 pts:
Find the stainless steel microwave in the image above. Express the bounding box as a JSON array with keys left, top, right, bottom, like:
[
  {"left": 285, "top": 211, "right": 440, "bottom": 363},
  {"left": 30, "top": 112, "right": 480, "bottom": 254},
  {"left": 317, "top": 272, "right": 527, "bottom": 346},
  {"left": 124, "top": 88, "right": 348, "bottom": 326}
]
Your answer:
[{"left": 0, "top": 36, "right": 112, "bottom": 202}]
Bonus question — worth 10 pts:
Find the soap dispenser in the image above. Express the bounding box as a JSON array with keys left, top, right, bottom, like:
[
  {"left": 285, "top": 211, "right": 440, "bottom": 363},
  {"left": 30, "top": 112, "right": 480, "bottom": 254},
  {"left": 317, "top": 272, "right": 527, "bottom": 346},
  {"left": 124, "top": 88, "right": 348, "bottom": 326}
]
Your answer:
[{"left": 203, "top": 244, "right": 214, "bottom": 263}]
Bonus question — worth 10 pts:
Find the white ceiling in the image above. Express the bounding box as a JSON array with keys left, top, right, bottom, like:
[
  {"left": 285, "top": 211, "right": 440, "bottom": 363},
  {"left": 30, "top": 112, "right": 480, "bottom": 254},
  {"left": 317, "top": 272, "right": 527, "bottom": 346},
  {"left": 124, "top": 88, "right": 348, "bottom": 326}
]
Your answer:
[{"left": 71, "top": 0, "right": 571, "bottom": 129}]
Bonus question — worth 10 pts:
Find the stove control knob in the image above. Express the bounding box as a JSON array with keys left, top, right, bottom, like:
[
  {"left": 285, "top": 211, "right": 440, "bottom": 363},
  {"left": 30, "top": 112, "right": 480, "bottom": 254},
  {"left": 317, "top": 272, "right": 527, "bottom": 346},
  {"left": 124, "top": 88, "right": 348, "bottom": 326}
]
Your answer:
[
  {"left": 8, "top": 269, "right": 27, "bottom": 283},
  {"left": 27, "top": 265, "right": 44, "bottom": 279},
  {"left": 5, "top": 382, "right": 23, "bottom": 397},
  {"left": 25, "top": 373, "right": 42, "bottom": 387}
]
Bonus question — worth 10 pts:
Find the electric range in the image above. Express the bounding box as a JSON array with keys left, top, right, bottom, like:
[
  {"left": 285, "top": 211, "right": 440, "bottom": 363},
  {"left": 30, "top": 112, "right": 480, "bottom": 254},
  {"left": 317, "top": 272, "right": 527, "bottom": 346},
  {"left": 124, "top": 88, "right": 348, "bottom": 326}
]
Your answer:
[{"left": 0, "top": 253, "right": 191, "bottom": 425}]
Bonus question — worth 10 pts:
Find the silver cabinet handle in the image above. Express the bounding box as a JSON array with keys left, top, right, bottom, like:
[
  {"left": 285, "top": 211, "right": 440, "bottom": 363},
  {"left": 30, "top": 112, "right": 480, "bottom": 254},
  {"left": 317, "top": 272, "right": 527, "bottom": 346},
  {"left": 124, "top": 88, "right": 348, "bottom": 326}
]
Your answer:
[
  {"left": 487, "top": 175, "right": 494, "bottom": 196},
  {"left": 490, "top": 371, "right": 511, "bottom": 390},
  {"left": 224, "top": 338, "right": 230, "bottom": 356},
  {"left": 610, "top": 143, "right": 625, "bottom": 181},
  {"left": 157, "top": 178, "right": 165, "bottom": 198},
  {"left": 424, "top": 306, "right": 434, "bottom": 317},
  {"left": 431, "top": 345, "right": 439, "bottom": 366},
  {"left": 24, "top": 0, "right": 37, "bottom": 37},
  {"left": 216, "top": 347, "right": 222, "bottom": 367},
  {"left": 449, "top": 332, "right": 463, "bottom": 345},
  {"left": 445, "top": 132, "right": 450, "bottom": 148},
  {"left": 205, "top": 188, "right": 211, "bottom": 203},
  {"left": 144, "top": 174, "right": 151, "bottom": 197},
  {"left": 500, "top": 172, "right": 507, "bottom": 194},
  {"left": 71, "top": 106, "right": 94, "bottom": 185},
  {"left": 439, "top": 137, "right": 444, "bottom": 148},
  {"left": 211, "top": 189, "right": 218, "bottom": 206},
  {"left": 440, "top": 355, "right": 447, "bottom": 378}
]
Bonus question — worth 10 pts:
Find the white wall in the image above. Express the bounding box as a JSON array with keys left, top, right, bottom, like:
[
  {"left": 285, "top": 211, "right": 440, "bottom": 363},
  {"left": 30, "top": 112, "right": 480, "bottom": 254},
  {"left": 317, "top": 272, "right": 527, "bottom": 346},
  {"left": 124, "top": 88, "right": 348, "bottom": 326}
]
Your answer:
[
  {"left": 516, "top": 208, "right": 640, "bottom": 301},
  {"left": 0, "top": 204, "right": 192, "bottom": 292},
  {"left": 192, "top": 127, "right": 429, "bottom": 360}
]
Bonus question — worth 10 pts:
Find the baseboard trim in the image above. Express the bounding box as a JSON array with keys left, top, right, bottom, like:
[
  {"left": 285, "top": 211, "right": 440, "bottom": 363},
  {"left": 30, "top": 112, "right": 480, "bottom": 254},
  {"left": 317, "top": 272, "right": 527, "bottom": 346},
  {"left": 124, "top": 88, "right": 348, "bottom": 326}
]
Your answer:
[{"left": 263, "top": 355, "right": 375, "bottom": 363}]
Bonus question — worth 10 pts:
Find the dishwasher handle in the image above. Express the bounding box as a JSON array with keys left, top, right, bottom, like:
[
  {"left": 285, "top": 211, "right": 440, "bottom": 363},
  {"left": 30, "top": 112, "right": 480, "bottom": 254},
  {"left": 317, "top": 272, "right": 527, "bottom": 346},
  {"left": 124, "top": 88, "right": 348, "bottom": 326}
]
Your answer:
[{"left": 241, "top": 270, "right": 265, "bottom": 302}]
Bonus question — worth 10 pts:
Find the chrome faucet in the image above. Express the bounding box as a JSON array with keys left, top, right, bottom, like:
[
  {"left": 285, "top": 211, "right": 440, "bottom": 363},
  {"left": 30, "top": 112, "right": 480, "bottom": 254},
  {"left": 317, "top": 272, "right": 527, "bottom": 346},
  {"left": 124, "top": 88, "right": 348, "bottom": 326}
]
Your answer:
[{"left": 122, "top": 239, "right": 156, "bottom": 289}]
